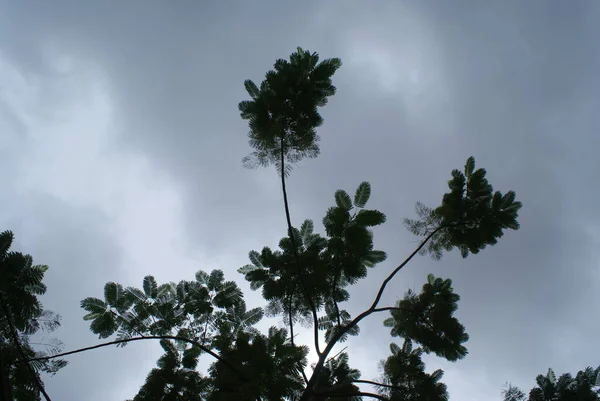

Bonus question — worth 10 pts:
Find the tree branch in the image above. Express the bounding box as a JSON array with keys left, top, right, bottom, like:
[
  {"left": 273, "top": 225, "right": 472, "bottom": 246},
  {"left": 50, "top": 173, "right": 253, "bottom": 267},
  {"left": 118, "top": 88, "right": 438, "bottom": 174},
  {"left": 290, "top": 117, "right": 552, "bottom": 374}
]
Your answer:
[
  {"left": 330, "top": 263, "right": 343, "bottom": 327},
  {"left": 1, "top": 298, "right": 53, "bottom": 401},
  {"left": 372, "top": 307, "right": 405, "bottom": 314},
  {"left": 321, "top": 390, "right": 389, "bottom": 400},
  {"left": 279, "top": 138, "right": 321, "bottom": 356},
  {"left": 365, "top": 225, "right": 446, "bottom": 313},
  {"left": 287, "top": 291, "right": 309, "bottom": 384},
  {"left": 353, "top": 379, "right": 399, "bottom": 390},
  {"left": 301, "top": 226, "right": 445, "bottom": 400},
  {"left": 356, "top": 392, "right": 389, "bottom": 400},
  {"left": 17, "top": 335, "right": 247, "bottom": 382}
]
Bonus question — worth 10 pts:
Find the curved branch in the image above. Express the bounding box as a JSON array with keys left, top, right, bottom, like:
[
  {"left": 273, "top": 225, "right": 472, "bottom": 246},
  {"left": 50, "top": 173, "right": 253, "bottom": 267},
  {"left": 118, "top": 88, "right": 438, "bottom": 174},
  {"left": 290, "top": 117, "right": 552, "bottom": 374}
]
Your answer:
[
  {"left": 372, "top": 307, "right": 406, "bottom": 314},
  {"left": 366, "top": 225, "right": 446, "bottom": 312},
  {"left": 301, "top": 226, "right": 446, "bottom": 400},
  {"left": 18, "top": 335, "right": 247, "bottom": 381}
]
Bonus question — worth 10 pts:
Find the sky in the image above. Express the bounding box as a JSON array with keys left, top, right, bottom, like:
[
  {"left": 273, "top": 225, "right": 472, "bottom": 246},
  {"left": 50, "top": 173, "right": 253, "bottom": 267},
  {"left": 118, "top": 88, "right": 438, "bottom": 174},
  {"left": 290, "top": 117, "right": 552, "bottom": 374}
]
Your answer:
[{"left": 1, "top": 0, "right": 599, "bottom": 400}]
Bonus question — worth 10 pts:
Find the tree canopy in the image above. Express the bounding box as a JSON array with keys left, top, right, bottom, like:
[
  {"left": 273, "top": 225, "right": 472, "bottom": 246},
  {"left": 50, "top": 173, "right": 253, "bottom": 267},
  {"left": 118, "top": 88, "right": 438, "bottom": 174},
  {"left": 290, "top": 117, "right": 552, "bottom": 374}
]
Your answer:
[
  {"left": 503, "top": 367, "right": 600, "bottom": 401},
  {"left": 0, "top": 230, "right": 66, "bottom": 401},
  {"left": 3, "top": 47, "right": 525, "bottom": 401}
]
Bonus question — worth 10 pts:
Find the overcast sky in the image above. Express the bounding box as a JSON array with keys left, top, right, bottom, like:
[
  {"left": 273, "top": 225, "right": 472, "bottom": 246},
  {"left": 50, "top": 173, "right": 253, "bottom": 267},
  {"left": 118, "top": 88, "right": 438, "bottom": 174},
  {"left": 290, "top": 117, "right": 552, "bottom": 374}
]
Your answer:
[{"left": 1, "top": 1, "right": 599, "bottom": 400}]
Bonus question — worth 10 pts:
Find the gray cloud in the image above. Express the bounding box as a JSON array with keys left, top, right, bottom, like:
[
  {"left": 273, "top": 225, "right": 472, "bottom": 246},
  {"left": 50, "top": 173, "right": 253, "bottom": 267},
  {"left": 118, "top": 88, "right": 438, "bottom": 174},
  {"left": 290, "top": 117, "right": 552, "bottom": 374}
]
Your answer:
[{"left": 1, "top": 1, "right": 599, "bottom": 399}]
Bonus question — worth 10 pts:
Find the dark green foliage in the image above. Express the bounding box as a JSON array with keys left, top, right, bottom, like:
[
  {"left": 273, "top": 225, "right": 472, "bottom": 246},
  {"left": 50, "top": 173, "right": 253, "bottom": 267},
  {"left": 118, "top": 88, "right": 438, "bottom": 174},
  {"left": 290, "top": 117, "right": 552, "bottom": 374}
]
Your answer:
[
  {"left": 502, "top": 383, "right": 526, "bottom": 401},
  {"left": 0, "top": 230, "right": 67, "bottom": 401},
  {"left": 81, "top": 269, "right": 308, "bottom": 400},
  {"left": 81, "top": 269, "right": 253, "bottom": 351},
  {"left": 310, "top": 352, "right": 362, "bottom": 400},
  {"left": 127, "top": 339, "right": 210, "bottom": 401},
  {"left": 209, "top": 327, "right": 308, "bottom": 401},
  {"left": 239, "top": 47, "right": 341, "bottom": 176},
  {"left": 504, "top": 367, "right": 600, "bottom": 401},
  {"left": 376, "top": 340, "right": 449, "bottom": 401},
  {"left": 353, "top": 182, "right": 371, "bottom": 208},
  {"left": 383, "top": 274, "right": 469, "bottom": 362},
  {"left": 404, "top": 156, "right": 522, "bottom": 259},
  {"left": 530, "top": 367, "right": 600, "bottom": 401},
  {"left": 238, "top": 182, "right": 387, "bottom": 341},
  {"left": 72, "top": 48, "right": 522, "bottom": 401}
]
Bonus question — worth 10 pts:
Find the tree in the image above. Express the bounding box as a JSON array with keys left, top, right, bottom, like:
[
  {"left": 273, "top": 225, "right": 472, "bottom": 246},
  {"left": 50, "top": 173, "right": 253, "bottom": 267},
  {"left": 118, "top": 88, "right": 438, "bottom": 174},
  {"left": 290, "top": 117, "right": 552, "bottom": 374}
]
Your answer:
[
  {"left": 25, "top": 47, "right": 522, "bottom": 400},
  {"left": 0, "top": 230, "right": 67, "bottom": 401},
  {"left": 502, "top": 382, "right": 526, "bottom": 401},
  {"left": 503, "top": 367, "right": 600, "bottom": 401}
]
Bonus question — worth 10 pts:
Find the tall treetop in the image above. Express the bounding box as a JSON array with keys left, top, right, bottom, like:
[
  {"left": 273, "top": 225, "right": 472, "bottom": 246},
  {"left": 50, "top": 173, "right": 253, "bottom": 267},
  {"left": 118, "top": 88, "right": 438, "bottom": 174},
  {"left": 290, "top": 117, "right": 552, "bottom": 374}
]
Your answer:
[{"left": 239, "top": 47, "right": 342, "bottom": 176}]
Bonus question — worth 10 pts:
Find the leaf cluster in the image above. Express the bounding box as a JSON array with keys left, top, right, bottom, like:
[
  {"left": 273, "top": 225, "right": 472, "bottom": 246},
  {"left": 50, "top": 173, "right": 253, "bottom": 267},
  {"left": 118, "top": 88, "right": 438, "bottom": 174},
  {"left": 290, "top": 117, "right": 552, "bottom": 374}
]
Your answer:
[
  {"left": 0, "top": 230, "right": 67, "bottom": 401},
  {"left": 310, "top": 352, "right": 362, "bottom": 401},
  {"left": 404, "top": 156, "right": 522, "bottom": 259},
  {"left": 504, "top": 366, "right": 600, "bottom": 401},
  {"left": 383, "top": 274, "right": 469, "bottom": 362},
  {"left": 375, "top": 274, "right": 466, "bottom": 401},
  {"left": 127, "top": 339, "right": 210, "bottom": 401},
  {"left": 81, "top": 269, "right": 313, "bottom": 400},
  {"left": 239, "top": 47, "right": 342, "bottom": 176},
  {"left": 238, "top": 182, "right": 387, "bottom": 343},
  {"left": 209, "top": 327, "right": 308, "bottom": 401},
  {"left": 529, "top": 367, "right": 600, "bottom": 401},
  {"left": 376, "top": 339, "right": 449, "bottom": 401}
]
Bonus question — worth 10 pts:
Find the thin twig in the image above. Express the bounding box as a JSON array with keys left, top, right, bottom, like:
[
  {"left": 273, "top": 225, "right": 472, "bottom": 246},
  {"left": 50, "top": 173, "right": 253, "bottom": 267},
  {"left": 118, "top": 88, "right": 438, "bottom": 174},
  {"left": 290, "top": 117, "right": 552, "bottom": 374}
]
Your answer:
[
  {"left": 287, "top": 291, "right": 309, "bottom": 384},
  {"left": 328, "top": 346, "right": 348, "bottom": 362},
  {"left": 328, "top": 210, "right": 358, "bottom": 330},
  {"left": 279, "top": 139, "right": 322, "bottom": 356},
  {"left": 353, "top": 379, "right": 399, "bottom": 390},
  {"left": 18, "top": 335, "right": 247, "bottom": 381},
  {"left": 372, "top": 307, "right": 404, "bottom": 314}
]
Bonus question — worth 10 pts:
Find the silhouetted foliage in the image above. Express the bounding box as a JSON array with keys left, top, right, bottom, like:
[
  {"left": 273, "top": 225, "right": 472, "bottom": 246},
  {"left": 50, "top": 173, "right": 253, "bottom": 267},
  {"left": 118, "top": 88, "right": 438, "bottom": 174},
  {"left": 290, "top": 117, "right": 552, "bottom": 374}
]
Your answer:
[
  {"left": 239, "top": 46, "right": 341, "bottom": 177},
  {"left": 6, "top": 47, "right": 522, "bottom": 401},
  {"left": 0, "top": 230, "right": 66, "bottom": 401},
  {"left": 77, "top": 47, "right": 521, "bottom": 401},
  {"left": 503, "top": 367, "right": 600, "bottom": 401}
]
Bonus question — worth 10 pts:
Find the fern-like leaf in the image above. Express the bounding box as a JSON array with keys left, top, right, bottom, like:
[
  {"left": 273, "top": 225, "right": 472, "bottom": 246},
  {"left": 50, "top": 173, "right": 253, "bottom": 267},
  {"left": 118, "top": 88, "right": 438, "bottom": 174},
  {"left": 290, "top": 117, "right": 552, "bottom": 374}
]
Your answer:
[{"left": 353, "top": 181, "right": 371, "bottom": 208}]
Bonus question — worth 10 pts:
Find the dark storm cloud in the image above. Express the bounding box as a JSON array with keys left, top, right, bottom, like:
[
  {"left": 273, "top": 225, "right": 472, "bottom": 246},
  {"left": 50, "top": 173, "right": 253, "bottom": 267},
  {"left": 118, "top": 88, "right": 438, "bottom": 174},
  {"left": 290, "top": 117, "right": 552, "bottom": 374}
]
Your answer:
[{"left": 1, "top": 1, "right": 598, "bottom": 399}]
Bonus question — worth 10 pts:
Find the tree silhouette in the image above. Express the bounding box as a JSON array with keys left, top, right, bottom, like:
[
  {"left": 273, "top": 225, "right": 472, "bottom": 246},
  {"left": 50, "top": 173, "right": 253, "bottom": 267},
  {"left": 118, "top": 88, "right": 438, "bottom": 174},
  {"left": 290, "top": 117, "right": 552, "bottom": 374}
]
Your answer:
[
  {"left": 502, "top": 383, "right": 526, "bottom": 401},
  {"left": 14, "top": 48, "right": 522, "bottom": 400},
  {"left": 503, "top": 367, "right": 600, "bottom": 401},
  {"left": 0, "top": 230, "right": 66, "bottom": 401}
]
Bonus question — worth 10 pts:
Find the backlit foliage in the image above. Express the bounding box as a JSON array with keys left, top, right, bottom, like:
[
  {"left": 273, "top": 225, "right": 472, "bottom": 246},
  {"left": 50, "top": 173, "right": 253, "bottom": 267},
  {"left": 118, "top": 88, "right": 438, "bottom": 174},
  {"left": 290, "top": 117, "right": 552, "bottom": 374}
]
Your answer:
[
  {"left": 503, "top": 366, "right": 600, "bottom": 401},
  {"left": 0, "top": 230, "right": 67, "bottom": 401},
  {"left": 74, "top": 48, "right": 522, "bottom": 400}
]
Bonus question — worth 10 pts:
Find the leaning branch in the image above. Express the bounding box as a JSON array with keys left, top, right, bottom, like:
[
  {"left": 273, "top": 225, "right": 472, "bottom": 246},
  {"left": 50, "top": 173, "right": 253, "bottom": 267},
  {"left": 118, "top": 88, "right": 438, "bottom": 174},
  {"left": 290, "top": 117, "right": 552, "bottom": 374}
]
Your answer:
[
  {"left": 353, "top": 379, "right": 399, "bottom": 390},
  {"left": 372, "top": 306, "right": 404, "bottom": 314},
  {"left": 355, "top": 392, "right": 389, "bottom": 401},
  {"left": 365, "top": 225, "right": 446, "bottom": 312},
  {"left": 300, "top": 226, "right": 445, "bottom": 400},
  {"left": 18, "top": 335, "right": 246, "bottom": 381}
]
